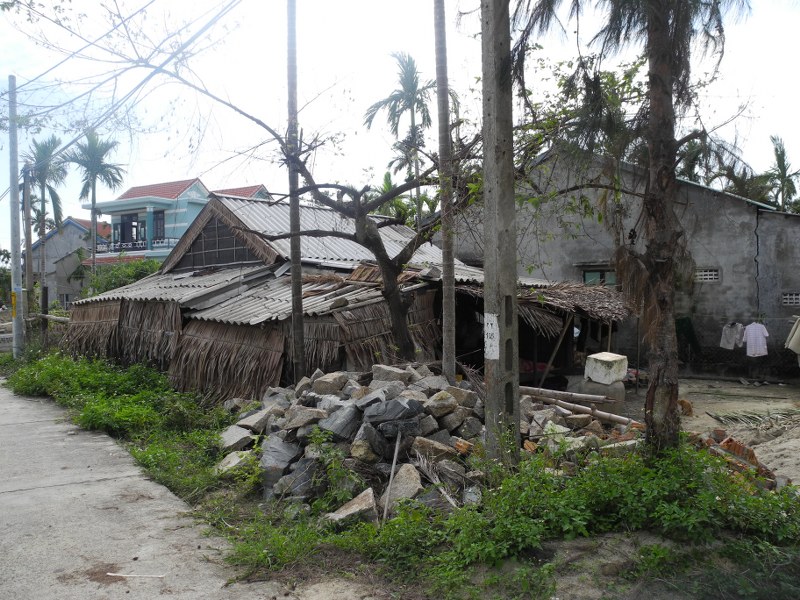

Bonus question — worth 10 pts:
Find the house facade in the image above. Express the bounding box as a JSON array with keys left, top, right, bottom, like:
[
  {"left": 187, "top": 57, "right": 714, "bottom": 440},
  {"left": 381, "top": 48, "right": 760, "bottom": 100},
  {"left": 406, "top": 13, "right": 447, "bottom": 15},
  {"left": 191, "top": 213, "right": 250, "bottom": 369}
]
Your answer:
[
  {"left": 454, "top": 152, "right": 800, "bottom": 376},
  {"left": 27, "top": 217, "right": 111, "bottom": 307}
]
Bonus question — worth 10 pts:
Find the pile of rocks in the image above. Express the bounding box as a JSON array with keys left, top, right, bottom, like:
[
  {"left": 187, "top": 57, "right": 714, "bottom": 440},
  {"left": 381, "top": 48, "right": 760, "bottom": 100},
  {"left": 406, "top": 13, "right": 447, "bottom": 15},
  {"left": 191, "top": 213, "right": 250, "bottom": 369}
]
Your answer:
[{"left": 215, "top": 363, "right": 641, "bottom": 522}]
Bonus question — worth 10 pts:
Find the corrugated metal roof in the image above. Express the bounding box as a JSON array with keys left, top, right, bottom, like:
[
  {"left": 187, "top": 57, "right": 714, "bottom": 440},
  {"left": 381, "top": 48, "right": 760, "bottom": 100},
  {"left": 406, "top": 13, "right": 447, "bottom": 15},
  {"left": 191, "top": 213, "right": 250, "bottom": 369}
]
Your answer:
[
  {"left": 188, "top": 276, "right": 387, "bottom": 325},
  {"left": 452, "top": 264, "right": 550, "bottom": 288},
  {"left": 75, "top": 265, "right": 272, "bottom": 305},
  {"left": 219, "top": 197, "right": 445, "bottom": 267}
]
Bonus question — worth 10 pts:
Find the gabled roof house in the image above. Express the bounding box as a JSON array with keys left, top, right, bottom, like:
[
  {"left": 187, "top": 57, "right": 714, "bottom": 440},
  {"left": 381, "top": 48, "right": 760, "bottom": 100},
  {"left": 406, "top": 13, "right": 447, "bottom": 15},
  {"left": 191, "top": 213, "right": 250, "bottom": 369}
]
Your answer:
[{"left": 63, "top": 192, "right": 627, "bottom": 402}]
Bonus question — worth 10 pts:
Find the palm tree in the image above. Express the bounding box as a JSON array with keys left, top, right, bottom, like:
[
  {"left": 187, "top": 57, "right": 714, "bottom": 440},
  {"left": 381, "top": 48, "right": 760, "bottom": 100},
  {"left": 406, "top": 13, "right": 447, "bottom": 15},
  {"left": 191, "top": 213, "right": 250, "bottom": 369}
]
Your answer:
[
  {"left": 365, "top": 52, "right": 435, "bottom": 232},
  {"left": 515, "top": 1, "right": 749, "bottom": 451},
  {"left": 24, "top": 135, "right": 66, "bottom": 301},
  {"left": 766, "top": 135, "right": 800, "bottom": 211},
  {"left": 64, "top": 129, "right": 126, "bottom": 275}
]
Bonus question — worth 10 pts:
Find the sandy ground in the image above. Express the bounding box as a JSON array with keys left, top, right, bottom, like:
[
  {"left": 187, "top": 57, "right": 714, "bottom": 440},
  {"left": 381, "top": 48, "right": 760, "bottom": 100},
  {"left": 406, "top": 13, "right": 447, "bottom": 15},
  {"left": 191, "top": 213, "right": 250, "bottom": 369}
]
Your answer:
[{"left": 621, "top": 377, "right": 800, "bottom": 483}]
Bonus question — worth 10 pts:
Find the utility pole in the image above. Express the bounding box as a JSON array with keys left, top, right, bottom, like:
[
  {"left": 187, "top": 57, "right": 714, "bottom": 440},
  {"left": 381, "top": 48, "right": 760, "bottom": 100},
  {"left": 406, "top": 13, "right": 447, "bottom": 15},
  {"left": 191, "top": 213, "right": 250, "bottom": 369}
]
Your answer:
[
  {"left": 23, "top": 161, "right": 34, "bottom": 318},
  {"left": 8, "top": 75, "right": 25, "bottom": 357},
  {"left": 287, "top": 0, "right": 305, "bottom": 382},
  {"left": 481, "top": 0, "right": 519, "bottom": 464}
]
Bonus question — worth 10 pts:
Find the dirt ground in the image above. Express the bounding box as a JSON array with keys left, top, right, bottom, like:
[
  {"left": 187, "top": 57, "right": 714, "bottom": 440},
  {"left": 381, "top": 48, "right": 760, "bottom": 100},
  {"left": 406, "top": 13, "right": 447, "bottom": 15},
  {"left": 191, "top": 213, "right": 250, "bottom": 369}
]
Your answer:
[{"left": 620, "top": 376, "right": 800, "bottom": 483}]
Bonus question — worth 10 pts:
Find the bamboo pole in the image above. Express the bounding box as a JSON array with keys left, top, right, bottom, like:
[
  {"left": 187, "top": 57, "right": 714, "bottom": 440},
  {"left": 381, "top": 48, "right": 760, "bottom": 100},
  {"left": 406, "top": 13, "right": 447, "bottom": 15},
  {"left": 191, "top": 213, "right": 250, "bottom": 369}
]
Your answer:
[
  {"left": 524, "top": 393, "right": 643, "bottom": 428},
  {"left": 520, "top": 385, "right": 614, "bottom": 404}
]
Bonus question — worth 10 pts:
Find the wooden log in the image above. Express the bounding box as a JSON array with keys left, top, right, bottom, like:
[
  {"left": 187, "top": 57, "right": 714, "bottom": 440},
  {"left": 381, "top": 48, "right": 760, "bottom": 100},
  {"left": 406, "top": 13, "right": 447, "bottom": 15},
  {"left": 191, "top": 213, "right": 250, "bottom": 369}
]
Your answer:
[
  {"left": 30, "top": 313, "right": 70, "bottom": 324},
  {"left": 525, "top": 393, "right": 642, "bottom": 429},
  {"left": 520, "top": 386, "right": 615, "bottom": 405}
]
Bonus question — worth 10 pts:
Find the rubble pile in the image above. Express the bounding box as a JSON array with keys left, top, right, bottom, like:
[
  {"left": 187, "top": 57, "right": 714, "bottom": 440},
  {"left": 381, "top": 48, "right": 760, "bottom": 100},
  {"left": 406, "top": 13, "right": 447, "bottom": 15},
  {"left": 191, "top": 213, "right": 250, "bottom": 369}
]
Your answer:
[{"left": 215, "top": 364, "right": 645, "bottom": 521}]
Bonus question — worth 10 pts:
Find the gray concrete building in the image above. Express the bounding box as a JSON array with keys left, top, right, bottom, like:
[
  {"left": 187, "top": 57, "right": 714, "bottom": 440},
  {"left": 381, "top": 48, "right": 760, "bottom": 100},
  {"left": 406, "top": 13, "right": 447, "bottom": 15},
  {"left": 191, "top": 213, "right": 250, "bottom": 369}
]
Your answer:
[{"left": 454, "top": 152, "right": 800, "bottom": 376}]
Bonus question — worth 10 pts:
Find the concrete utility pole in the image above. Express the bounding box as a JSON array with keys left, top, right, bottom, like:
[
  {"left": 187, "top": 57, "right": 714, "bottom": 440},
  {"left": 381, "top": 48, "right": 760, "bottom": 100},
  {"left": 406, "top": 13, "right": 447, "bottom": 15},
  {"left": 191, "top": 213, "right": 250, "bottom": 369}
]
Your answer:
[
  {"left": 8, "top": 75, "right": 25, "bottom": 357},
  {"left": 481, "top": 0, "right": 520, "bottom": 463},
  {"left": 22, "top": 162, "right": 34, "bottom": 318}
]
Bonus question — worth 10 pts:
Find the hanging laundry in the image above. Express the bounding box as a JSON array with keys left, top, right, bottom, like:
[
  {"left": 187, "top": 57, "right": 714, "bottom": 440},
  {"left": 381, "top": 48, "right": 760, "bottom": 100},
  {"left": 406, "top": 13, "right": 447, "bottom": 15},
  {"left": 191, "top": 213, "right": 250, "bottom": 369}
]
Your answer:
[
  {"left": 719, "top": 322, "right": 744, "bottom": 350},
  {"left": 743, "top": 321, "right": 769, "bottom": 357},
  {"left": 785, "top": 317, "right": 800, "bottom": 355}
]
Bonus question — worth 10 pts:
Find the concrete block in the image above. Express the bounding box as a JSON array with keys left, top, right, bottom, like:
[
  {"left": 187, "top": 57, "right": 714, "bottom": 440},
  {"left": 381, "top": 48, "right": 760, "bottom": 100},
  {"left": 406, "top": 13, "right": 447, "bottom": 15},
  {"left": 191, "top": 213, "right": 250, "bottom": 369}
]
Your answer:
[{"left": 584, "top": 352, "right": 628, "bottom": 385}]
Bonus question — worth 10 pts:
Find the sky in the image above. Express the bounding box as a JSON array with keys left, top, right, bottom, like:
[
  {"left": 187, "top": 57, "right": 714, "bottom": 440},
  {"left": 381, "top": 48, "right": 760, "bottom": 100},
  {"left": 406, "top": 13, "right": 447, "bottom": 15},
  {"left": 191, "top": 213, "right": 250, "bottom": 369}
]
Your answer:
[{"left": 1, "top": 0, "right": 799, "bottom": 254}]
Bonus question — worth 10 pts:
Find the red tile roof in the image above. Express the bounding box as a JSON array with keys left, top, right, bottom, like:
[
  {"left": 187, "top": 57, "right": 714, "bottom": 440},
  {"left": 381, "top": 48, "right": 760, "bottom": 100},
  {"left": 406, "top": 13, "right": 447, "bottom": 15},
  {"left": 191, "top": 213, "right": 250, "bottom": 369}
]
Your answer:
[
  {"left": 72, "top": 218, "right": 112, "bottom": 240},
  {"left": 212, "top": 184, "right": 269, "bottom": 198},
  {"left": 117, "top": 178, "right": 201, "bottom": 200}
]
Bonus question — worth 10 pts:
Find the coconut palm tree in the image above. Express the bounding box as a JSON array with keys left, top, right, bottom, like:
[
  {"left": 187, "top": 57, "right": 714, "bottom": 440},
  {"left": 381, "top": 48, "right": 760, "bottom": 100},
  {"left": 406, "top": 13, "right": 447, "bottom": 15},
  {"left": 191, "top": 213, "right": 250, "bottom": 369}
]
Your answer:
[
  {"left": 514, "top": 0, "right": 749, "bottom": 450},
  {"left": 766, "top": 135, "right": 800, "bottom": 211},
  {"left": 64, "top": 129, "right": 126, "bottom": 275},
  {"left": 24, "top": 135, "right": 66, "bottom": 299},
  {"left": 365, "top": 52, "right": 435, "bottom": 232}
]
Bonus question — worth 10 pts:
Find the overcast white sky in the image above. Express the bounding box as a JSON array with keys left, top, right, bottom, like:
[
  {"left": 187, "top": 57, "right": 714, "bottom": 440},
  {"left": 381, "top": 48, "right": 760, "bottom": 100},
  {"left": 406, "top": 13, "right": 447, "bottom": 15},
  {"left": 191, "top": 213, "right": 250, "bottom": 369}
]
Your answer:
[{"left": 2, "top": 0, "right": 799, "bottom": 253}]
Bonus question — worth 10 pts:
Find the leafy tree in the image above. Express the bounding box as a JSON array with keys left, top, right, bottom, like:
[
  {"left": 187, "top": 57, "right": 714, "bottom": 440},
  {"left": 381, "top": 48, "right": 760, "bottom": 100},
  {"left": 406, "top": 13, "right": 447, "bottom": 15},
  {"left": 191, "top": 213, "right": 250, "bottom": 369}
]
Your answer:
[
  {"left": 23, "top": 135, "right": 66, "bottom": 298},
  {"left": 85, "top": 258, "right": 161, "bottom": 296},
  {"left": 365, "top": 53, "right": 435, "bottom": 232},
  {"left": 514, "top": 0, "right": 750, "bottom": 451},
  {"left": 766, "top": 135, "right": 800, "bottom": 212},
  {"left": 64, "top": 129, "right": 126, "bottom": 276}
]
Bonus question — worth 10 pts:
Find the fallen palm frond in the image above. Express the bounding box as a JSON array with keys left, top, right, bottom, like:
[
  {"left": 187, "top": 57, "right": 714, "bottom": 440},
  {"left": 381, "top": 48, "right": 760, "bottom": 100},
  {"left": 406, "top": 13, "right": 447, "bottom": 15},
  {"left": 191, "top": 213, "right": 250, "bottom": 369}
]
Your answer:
[
  {"left": 415, "top": 451, "right": 459, "bottom": 508},
  {"left": 707, "top": 409, "right": 800, "bottom": 426}
]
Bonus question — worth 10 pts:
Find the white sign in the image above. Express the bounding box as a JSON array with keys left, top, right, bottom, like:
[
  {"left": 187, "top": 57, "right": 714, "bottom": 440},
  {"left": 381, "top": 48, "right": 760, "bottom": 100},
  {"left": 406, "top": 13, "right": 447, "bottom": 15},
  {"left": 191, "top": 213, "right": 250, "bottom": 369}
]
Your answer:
[{"left": 484, "top": 313, "right": 500, "bottom": 360}]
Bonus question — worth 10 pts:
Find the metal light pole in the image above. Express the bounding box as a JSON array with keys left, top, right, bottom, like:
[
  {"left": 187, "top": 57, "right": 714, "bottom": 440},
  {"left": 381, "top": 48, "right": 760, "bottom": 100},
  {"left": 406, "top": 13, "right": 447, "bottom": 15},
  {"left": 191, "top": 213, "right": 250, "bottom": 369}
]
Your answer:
[{"left": 8, "top": 75, "right": 25, "bottom": 357}]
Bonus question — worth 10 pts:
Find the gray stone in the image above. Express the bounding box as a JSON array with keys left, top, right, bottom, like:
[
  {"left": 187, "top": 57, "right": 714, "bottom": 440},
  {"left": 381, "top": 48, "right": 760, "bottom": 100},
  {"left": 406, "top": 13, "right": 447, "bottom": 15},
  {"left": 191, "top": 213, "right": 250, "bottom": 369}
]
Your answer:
[
  {"left": 377, "top": 418, "right": 421, "bottom": 439},
  {"left": 408, "top": 375, "right": 450, "bottom": 395},
  {"left": 472, "top": 399, "right": 485, "bottom": 421},
  {"left": 220, "top": 425, "right": 254, "bottom": 453},
  {"left": 419, "top": 414, "right": 439, "bottom": 437},
  {"left": 529, "top": 408, "right": 564, "bottom": 437},
  {"left": 260, "top": 436, "right": 302, "bottom": 495},
  {"left": 222, "top": 397, "right": 250, "bottom": 412},
  {"left": 372, "top": 364, "right": 414, "bottom": 383},
  {"left": 520, "top": 419, "right": 530, "bottom": 437},
  {"left": 411, "top": 436, "right": 458, "bottom": 462},
  {"left": 462, "top": 485, "right": 482, "bottom": 505},
  {"left": 584, "top": 419, "right": 605, "bottom": 436},
  {"left": 438, "top": 406, "right": 472, "bottom": 432},
  {"left": 415, "top": 487, "right": 456, "bottom": 513},
  {"left": 237, "top": 406, "right": 281, "bottom": 434},
  {"left": 404, "top": 366, "right": 424, "bottom": 384},
  {"left": 312, "top": 371, "right": 349, "bottom": 395},
  {"left": 520, "top": 395, "right": 538, "bottom": 420},
  {"left": 437, "top": 458, "right": 466, "bottom": 488},
  {"left": 214, "top": 450, "right": 254, "bottom": 476},
  {"left": 446, "top": 385, "right": 478, "bottom": 408},
  {"left": 325, "top": 487, "right": 379, "bottom": 524},
  {"left": 284, "top": 407, "right": 328, "bottom": 430},
  {"left": 273, "top": 458, "right": 320, "bottom": 499},
  {"left": 340, "top": 379, "right": 361, "bottom": 399},
  {"left": 415, "top": 364, "right": 433, "bottom": 377},
  {"left": 295, "top": 376, "right": 312, "bottom": 395},
  {"left": 350, "top": 437, "right": 380, "bottom": 463},
  {"left": 316, "top": 395, "right": 349, "bottom": 413},
  {"left": 457, "top": 417, "right": 483, "bottom": 440},
  {"left": 262, "top": 394, "right": 291, "bottom": 412},
  {"left": 354, "top": 388, "right": 386, "bottom": 411},
  {"left": 309, "top": 368, "right": 325, "bottom": 382},
  {"left": 263, "top": 386, "right": 295, "bottom": 404},
  {"left": 399, "top": 389, "right": 428, "bottom": 403},
  {"left": 350, "top": 423, "right": 386, "bottom": 463},
  {"left": 426, "top": 429, "right": 453, "bottom": 447},
  {"left": 369, "top": 380, "right": 406, "bottom": 400},
  {"left": 564, "top": 413, "right": 593, "bottom": 429},
  {"left": 317, "top": 404, "right": 362, "bottom": 441},
  {"left": 600, "top": 439, "right": 642, "bottom": 456},
  {"left": 424, "top": 391, "right": 458, "bottom": 417},
  {"left": 379, "top": 463, "right": 423, "bottom": 512},
  {"left": 363, "top": 397, "right": 424, "bottom": 425}
]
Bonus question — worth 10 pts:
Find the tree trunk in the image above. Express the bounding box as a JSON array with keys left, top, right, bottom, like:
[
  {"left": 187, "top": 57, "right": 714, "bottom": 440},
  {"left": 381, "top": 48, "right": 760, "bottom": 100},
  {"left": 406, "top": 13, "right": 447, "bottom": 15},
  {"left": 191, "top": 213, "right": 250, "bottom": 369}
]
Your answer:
[
  {"left": 91, "top": 179, "right": 97, "bottom": 277},
  {"left": 481, "top": 0, "right": 520, "bottom": 464},
  {"left": 434, "top": 0, "right": 456, "bottom": 383},
  {"left": 287, "top": 0, "right": 305, "bottom": 382},
  {"left": 378, "top": 257, "right": 415, "bottom": 361},
  {"left": 643, "top": 2, "right": 681, "bottom": 451},
  {"left": 411, "top": 110, "right": 422, "bottom": 232}
]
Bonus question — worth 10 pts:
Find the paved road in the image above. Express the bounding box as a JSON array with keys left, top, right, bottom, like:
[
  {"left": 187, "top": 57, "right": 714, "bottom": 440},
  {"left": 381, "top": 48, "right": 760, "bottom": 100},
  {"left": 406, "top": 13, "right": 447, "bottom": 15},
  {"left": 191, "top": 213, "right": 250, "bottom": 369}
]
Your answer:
[{"left": 0, "top": 385, "right": 289, "bottom": 599}]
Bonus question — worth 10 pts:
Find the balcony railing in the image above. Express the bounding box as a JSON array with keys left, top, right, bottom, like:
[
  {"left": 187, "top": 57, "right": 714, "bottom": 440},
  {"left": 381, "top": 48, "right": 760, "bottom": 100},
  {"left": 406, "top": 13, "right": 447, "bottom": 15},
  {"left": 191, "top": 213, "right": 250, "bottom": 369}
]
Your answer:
[{"left": 96, "top": 238, "right": 180, "bottom": 253}]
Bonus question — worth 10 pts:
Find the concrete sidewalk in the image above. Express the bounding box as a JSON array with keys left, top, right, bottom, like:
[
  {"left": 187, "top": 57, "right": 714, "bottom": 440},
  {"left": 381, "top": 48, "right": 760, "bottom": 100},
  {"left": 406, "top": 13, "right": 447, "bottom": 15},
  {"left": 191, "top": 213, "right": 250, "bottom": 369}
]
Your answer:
[{"left": 0, "top": 384, "right": 286, "bottom": 599}]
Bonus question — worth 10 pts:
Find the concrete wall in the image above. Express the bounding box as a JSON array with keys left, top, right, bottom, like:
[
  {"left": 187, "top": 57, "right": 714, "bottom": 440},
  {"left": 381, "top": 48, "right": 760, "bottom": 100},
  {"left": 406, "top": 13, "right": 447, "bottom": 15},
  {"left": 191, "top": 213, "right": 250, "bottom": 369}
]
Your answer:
[
  {"left": 453, "top": 154, "right": 799, "bottom": 375},
  {"left": 29, "top": 223, "right": 89, "bottom": 304}
]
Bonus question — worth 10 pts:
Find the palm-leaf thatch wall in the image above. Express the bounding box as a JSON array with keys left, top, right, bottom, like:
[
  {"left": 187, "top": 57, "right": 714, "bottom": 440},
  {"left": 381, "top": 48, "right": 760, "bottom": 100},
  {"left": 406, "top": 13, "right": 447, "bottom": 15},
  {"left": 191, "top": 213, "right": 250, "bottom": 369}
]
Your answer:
[
  {"left": 117, "top": 300, "right": 182, "bottom": 369},
  {"left": 169, "top": 321, "right": 284, "bottom": 403},
  {"left": 299, "top": 318, "right": 341, "bottom": 374},
  {"left": 333, "top": 290, "right": 439, "bottom": 370},
  {"left": 60, "top": 300, "right": 121, "bottom": 358}
]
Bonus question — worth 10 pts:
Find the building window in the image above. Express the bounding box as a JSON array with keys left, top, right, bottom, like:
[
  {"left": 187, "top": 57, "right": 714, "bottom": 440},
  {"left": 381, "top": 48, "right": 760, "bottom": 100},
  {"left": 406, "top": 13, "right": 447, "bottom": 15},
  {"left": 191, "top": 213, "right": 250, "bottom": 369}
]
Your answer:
[
  {"left": 583, "top": 270, "right": 616, "bottom": 286},
  {"left": 695, "top": 268, "right": 720, "bottom": 282},
  {"left": 783, "top": 293, "right": 800, "bottom": 306},
  {"left": 153, "top": 210, "right": 165, "bottom": 241}
]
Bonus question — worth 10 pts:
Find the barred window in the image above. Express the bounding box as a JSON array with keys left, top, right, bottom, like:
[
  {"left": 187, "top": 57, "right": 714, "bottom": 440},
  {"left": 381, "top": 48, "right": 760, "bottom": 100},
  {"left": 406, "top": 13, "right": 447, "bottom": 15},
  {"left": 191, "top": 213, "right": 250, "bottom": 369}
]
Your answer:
[
  {"left": 694, "top": 268, "right": 720, "bottom": 282},
  {"left": 783, "top": 293, "right": 800, "bottom": 306}
]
